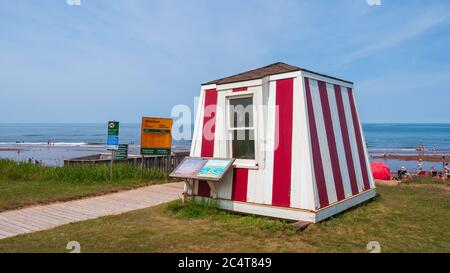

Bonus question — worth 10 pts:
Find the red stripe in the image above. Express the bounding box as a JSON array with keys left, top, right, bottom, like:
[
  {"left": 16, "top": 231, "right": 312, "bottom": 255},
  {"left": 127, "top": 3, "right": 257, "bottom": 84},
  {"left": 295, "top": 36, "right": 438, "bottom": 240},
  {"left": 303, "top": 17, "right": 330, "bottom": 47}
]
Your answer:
[
  {"left": 231, "top": 168, "right": 248, "bottom": 202},
  {"left": 271, "top": 78, "right": 293, "bottom": 207},
  {"left": 348, "top": 88, "right": 371, "bottom": 190},
  {"left": 232, "top": 87, "right": 248, "bottom": 92},
  {"left": 304, "top": 78, "right": 329, "bottom": 208},
  {"left": 198, "top": 89, "right": 218, "bottom": 197},
  {"left": 334, "top": 85, "right": 359, "bottom": 195},
  {"left": 317, "top": 81, "right": 345, "bottom": 201}
]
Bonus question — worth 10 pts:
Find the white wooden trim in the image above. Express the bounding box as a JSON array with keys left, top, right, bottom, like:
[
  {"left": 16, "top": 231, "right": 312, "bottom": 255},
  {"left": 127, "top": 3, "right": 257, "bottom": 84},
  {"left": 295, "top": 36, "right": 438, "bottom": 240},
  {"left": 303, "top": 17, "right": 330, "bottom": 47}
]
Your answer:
[
  {"left": 201, "top": 84, "right": 217, "bottom": 90},
  {"left": 300, "top": 71, "right": 353, "bottom": 89},
  {"left": 268, "top": 71, "right": 301, "bottom": 82},
  {"left": 193, "top": 188, "right": 376, "bottom": 223},
  {"left": 223, "top": 90, "right": 260, "bottom": 169},
  {"left": 216, "top": 79, "right": 262, "bottom": 91}
]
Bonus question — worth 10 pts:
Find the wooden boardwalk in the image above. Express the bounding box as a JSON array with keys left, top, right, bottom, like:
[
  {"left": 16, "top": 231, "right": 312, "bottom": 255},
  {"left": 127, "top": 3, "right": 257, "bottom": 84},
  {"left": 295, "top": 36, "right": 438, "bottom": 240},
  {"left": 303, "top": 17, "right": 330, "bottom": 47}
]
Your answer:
[{"left": 0, "top": 182, "right": 184, "bottom": 240}]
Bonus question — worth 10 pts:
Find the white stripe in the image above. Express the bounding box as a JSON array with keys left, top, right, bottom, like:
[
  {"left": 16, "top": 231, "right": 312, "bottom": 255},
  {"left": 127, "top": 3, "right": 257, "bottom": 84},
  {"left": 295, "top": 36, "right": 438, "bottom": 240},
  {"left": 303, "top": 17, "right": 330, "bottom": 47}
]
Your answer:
[
  {"left": 305, "top": 78, "right": 320, "bottom": 210},
  {"left": 327, "top": 84, "right": 352, "bottom": 198},
  {"left": 342, "top": 88, "right": 364, "bottom": 193},
  {"left": 309, "top": 80, "right": 337, "bottom": 204},
  {"left": 250, "top": 81, "right": 270, "bottom": 204},
  {"left": 190, "top": 89, "right": 205, "bottom": 157},
  {"left": 215, "top": 92, "right": 233, "bottom": 199},
  {"left": 214, "top": 92, "right": 225, "bottom": 158},
  {"left": 217, "top": 168, "right": 233, "bottom": 199},
  {"left": 291, "top": 76, "right": 315, "bottom": 210},
  {"left": 246, "top": 169, "right": 256, "bottom": 202},
  {"left": 263, "top": 81, "right": 277, "bottom": 205},
  {"left": 190, "top": 89, "right": 205, "bottom": 196}
]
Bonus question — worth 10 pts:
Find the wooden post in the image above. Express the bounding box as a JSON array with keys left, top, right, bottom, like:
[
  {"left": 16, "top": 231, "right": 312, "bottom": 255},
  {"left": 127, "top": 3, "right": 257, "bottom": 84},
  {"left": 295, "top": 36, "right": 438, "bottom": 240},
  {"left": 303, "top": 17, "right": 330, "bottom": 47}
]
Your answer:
[
  {"left": 141, "top": 155, "right": 144, "bottom": 181},
  {"left": 110, "top": 150, "right": 115, "bottom": 182}
]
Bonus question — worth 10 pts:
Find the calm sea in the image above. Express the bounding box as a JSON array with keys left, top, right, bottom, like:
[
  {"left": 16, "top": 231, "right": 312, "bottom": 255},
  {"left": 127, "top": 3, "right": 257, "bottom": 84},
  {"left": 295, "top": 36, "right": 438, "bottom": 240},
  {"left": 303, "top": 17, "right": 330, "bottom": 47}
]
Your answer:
[{"left": 0, "top": 123, "right": 449, "bottom": 170}]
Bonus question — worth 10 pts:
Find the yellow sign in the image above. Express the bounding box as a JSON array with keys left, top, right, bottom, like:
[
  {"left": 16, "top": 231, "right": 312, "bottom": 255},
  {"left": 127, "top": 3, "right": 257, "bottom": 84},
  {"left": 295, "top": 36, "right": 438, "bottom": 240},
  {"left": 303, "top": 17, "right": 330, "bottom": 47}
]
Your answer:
[{"left": 140, "top": 117, "right": 173, "bottom": 156}]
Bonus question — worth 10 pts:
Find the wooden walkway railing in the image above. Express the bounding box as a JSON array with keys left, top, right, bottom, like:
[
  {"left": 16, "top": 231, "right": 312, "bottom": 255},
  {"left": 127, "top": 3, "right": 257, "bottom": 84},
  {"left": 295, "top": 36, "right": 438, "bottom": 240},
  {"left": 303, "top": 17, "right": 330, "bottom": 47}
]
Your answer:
[{"left": 64, "top": 151, "right": 189, "bottom": 174}]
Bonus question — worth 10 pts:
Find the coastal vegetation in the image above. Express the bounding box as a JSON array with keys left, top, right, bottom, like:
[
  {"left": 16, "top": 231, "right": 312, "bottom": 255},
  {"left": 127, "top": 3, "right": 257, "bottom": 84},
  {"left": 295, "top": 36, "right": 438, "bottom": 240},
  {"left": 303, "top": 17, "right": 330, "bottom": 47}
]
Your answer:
[
  {"left": 0, "top": 159, "right": 168, "bottom": 212},
  {"left": 0, "top": 180, "right": 448, "bottom": 253}
]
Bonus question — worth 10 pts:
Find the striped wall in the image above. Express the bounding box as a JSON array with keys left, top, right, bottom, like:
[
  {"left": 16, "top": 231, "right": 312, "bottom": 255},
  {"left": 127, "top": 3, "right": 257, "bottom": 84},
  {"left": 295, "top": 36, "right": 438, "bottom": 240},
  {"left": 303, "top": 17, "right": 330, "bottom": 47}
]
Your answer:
[{"left": 190, "top": 74, "right": 374, "bottom": 212}]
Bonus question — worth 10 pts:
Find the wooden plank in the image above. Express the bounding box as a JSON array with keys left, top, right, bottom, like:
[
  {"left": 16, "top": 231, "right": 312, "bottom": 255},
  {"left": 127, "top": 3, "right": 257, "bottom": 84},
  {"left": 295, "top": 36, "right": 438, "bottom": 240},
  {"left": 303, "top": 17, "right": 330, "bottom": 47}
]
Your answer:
[{"left": 0, "top": 182, "right": 183, "bottom": 240}]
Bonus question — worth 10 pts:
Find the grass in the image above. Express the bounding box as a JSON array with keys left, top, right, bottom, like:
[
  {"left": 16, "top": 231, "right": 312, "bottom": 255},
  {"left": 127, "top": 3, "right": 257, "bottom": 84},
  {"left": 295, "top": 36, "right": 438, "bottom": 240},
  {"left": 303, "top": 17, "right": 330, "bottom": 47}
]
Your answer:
[
  {"left": 0, "top": 181, "right": 448, "bottom": 253},
  {"left": 0, "top": 159, "right": 168, "bottom": 211}
]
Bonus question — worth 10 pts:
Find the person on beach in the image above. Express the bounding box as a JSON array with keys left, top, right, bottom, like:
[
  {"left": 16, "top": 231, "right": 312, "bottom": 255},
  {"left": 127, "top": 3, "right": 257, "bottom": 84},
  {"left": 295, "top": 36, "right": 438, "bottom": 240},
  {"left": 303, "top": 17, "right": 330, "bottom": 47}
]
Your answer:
[
  {"left": 397, "top": 166, "right": 409, "bottom": 180},
  {"left": 429, "top": 166, "right": 437, "bottom": 177},
  {"left": 432, "top": 146, "right": 437, "bottom": 155},
  {"left": 417, "top": 159, "right": 423, "bottom": 173},
  {"left": 417, "top": 144, "right": 425, "bottom": 157}
]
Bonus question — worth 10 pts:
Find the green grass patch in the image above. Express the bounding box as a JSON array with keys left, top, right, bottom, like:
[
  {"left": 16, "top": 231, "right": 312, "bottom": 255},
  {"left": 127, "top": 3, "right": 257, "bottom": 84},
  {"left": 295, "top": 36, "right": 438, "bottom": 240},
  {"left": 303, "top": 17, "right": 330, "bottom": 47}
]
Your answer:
[
  {"left": 0, "top": 159, "right": 166, "bottom": 183},
  {"left": 0, "top": 159, "right": 168, "bottom": 211},
  {"left": 403, "top": 175, "right": 450, "bottom": 186},
  {"left": 0, "top": 180, "right": 448, "bottom": 253},
  {"left": 166, "top": 199, "right": 297, "bottom": 235},
  {"left": 166, "top": 199, "right": 222, "bottom": 218}
]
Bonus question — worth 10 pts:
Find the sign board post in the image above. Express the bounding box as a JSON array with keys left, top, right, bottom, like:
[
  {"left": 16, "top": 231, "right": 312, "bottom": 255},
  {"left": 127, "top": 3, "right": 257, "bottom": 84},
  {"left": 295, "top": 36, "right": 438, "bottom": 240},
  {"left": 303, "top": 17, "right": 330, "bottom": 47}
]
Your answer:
[
  {"left": 140, "top": 117, "right": 173, "bottom": 156},
  {"left": 107, "top": 121, "right": 119, "bottom": 182}
]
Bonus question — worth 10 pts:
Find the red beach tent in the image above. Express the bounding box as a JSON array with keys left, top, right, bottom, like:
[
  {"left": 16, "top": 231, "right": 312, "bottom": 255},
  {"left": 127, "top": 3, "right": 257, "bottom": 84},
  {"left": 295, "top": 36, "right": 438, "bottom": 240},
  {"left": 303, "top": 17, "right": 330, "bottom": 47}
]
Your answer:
[{"left": 371, "top": 162, "right": 391, "bottom": 180}]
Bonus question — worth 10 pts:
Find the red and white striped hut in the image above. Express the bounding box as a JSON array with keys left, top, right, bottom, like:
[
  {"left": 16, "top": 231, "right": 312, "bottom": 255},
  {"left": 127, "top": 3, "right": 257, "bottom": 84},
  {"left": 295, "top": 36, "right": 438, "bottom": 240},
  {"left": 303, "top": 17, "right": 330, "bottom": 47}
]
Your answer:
[{"left": 189, "top": 62, "right": 375, "bottom": 223}]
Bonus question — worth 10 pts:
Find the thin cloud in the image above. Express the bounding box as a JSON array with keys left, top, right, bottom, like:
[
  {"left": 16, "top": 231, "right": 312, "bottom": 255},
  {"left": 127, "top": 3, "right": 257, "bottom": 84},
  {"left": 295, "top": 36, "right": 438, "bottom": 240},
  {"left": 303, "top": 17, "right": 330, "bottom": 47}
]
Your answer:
[{"left": 341, "top": 11, "right": 450, "bottom": 65}]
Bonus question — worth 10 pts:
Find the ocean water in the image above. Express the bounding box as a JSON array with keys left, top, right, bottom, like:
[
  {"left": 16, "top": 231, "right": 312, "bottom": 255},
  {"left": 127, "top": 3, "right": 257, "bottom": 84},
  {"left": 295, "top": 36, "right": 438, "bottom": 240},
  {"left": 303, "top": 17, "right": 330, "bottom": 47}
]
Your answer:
[
  {"left": 0, "top": 123, "right": 449, "bottom": 170},
  {"left": 363, "top": 123, "right": 450, "bottom": 153}
]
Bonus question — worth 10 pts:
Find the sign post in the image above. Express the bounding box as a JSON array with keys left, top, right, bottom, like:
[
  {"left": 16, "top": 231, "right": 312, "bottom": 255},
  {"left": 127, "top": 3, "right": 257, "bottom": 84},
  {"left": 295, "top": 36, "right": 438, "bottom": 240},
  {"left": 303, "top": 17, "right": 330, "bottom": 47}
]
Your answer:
[{"left": 107, "top": 121, "right": 119, "bottom": 182}]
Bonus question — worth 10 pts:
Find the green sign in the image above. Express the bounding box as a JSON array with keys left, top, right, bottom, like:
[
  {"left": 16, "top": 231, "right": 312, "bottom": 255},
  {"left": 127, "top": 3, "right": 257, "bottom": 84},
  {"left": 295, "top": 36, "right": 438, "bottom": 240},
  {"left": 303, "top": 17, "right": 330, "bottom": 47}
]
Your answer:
[
  {"left": 114, "top": 144, "right": 128, "bottom": 160},
  {"left": 107, "top": 121, "right": 120, "bottom": 150},
  {"left": 108, "top": 121, "right": 119, "bottom": 136},
  {"left": 141, "top": 148, "right": 171, "bottom": 156}
]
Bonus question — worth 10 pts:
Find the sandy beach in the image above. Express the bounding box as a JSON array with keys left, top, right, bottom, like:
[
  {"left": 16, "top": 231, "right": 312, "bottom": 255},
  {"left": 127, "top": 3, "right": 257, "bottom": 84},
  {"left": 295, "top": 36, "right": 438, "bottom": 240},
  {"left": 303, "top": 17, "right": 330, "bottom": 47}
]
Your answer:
[{"left": 372, "top": 154, "right": 448, "bottom": 163}]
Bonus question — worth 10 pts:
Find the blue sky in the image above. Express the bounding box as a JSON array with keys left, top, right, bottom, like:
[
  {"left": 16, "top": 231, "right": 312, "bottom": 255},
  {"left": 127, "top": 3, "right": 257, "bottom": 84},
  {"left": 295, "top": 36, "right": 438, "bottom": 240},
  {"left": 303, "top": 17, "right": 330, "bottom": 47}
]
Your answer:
[{"left": 0, "top": 0, "right": 449, "bottom": 123}]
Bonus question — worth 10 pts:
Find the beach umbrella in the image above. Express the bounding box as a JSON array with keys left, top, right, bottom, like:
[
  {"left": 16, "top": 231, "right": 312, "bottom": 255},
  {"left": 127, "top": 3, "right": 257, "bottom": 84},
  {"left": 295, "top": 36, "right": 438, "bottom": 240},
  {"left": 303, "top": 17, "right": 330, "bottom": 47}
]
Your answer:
[{"left": 371, "top": 162, "right": 391, "bottom": 180}]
